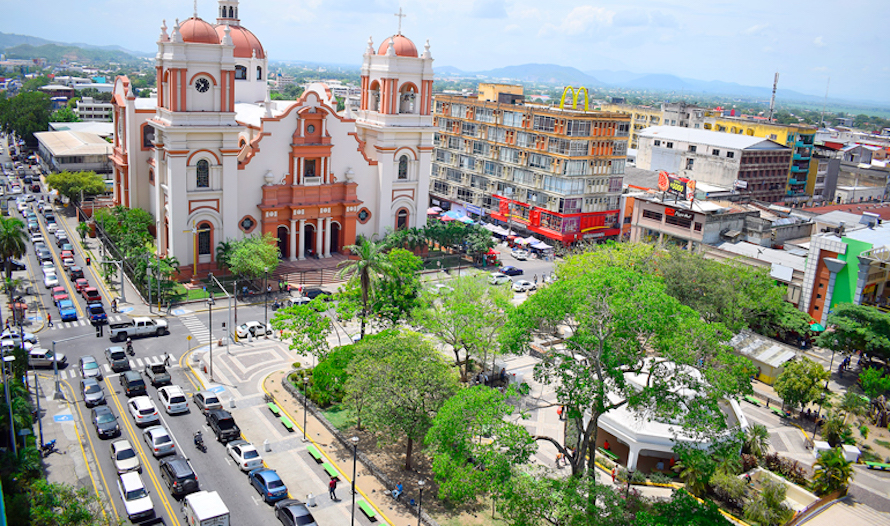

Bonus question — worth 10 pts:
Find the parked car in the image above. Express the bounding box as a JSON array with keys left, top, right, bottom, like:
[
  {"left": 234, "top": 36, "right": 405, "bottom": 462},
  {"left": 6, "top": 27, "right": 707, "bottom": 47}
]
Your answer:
[
  {"left": 119, "top": 370, "right": 146, "bottom": 397},
  {"left": 302, "top": 288, "right": 332, "bottom": 301},
  {"left": 68, "top": 266, "right": 84, "bottom": 280},
  {"left": 158, "top": 456, "right": 199, "bottom": 497},
  {"left": 6, "top": 259, "right": 26, "bottom": 272},
  {"left": 52, "top": 291, "right": 69, "bottom": 306},
  {"left": 74, "top": 277, "right": 89, "bottom": 292},
  {"left": 60, "top": 243, "right": 74, "bottom": 253},
  {"left": 512, "top": 280, "right": 536, "bottom": 293},
  {"left": 59, "top": 250, "right": 73, "bottom": 260},
  {"left": 226, "top": 439, "right": 263, "bottom": 472},
  {"left": 58, "top": 299, "right": 77, "bottom": 321},
  {"left": 274, "top": 499, "right": 318, "bottom": 526},
  {"left": 193, "top": 390, "right": 222, "bottom": 414},
  {"left": 206, "top": 409, "right": 240, "bottom": 443},
  {"left": 81, "top": 378, "right": 105, "bottom": 407},
  {"left": 61, "top": 257, "right": 75, "bottom": 269},
  {"left": 235, "top": 321, "right": 272, "bottom": 339},
  {"left": 79, "top": 355, "right": 102, "bottom": 380},
  {"left": 91, "top": 405, "right": 120, "bottom": 438},
  {"left": 142, "top": 425, "right": 175, "bottom": 457},
  {"left": 500, "top": 265, "right": 524, "bottom": 276},
  {"left": 511, "top": 249, "right": 530, "bottom": 261},
  {"left": 157, "top": 385, "right": 188, "bottom": 414},
  {"left": 248, "top": 468, "right": 288, "bottom": 503},
  {"left": 1, "top": 328, "right": 37, "bottom": 344},
  {"left": 127, "top": 396, "right": 159, "bottom": 427},
  {"left": 117, "top": 472, "right": 154, "bottom": 522},
  {"left": 488, "top": 272, "right": 512, "bottom": 286},
  {"left": 106, "top": 346, "right": 130, "bottom": 372},
  {"left": 110, "top": 439, "right": 141, "bottom": 474},
  {"left": 426, "top": 283, "right": 454, "bottom": 295},
  {"left": 43, "top": 273, "right": 59, "bottom": 288}
]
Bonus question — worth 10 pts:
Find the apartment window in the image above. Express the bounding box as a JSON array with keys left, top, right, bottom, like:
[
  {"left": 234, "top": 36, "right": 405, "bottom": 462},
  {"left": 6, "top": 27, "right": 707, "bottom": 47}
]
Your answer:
[
  {"left": 459, "top": 155, "right": 475, "bottom": 170},
  {"left": 398, "top": 155, "right": 409, "bottom": 179},
  {"left": 446, "top": 168, "right": 462, "bottom": 183},
  {"left": 433, "top": 181, "right": 450, "bottom": 195},
  {"left": 528, "top": 153, "right": 552, "bottom": 170},
  {"left": 487, "top": 127, "right": 506, "bottom": 142},
  {"left": 558, "top": 198, "right": 582, "bottom": 214},
  {"left": 461, "top": 122, "right": 477, "bottom": 136},
  {"left": 712, "top": 149, "right": 720, "bottom": 156},
  {"left": 435, "top": 150, "right": 452, "bottom": 163},
  {"left": 516, "top": 132, "right": 533, "bottom": 148},
  {"left": 499, "top": 147, "right": 520, "bottom": 164},
  {"left": 447, "top": 136, "right": 461, "bottom": 149},
  {"left": 564, "top": 160, "right": 588, "bottom": 176},
  {"left": 473, "top": 141, "right": 489, "bottom": 156},
  {"left": 666, "top": 142, "right": 673, "bottom": 149},
  {"left": 457, "top": 188, "right": 474, "bottom": 202},
  {"left": 616, "top": 123, "right": 629, "bottom": 137},
  {"left": 196, "top": 159, "right": 210, "bottom": 188},
  {"left": 688, "top": 145, "right": 697, "bottom": 153},
  {"left": 497, "top": 182, "right": 516, "bottom": 196},
  {"left": 532, "top": 115, "right": 556, "bottom": 132},
  {"left": 503, "top": 111, "right": 522, "bottom": 127},
  {"left": 483, "top": 161, "right": 503, "bottom": 177},
  {"left": 727, "top": 151, "right": 735, "bottom": 159},
  {"left": 477, "top": 108, "right": 495, "bottom": 123},
  {"left": 451, "top": 103, "right": 466, "bottom": 117},
  {"left": 481, "top": 195, "right": 497, "bottom": 210},
  {"left": 543, "top": 176, "right": 584, "bottom": 195},
  {"left": 610, "top": 159, "right": 626, "bottom": 175},
  {"left": 685, "top": 158, "right": 694, "bottom": 170},
  {"left": 694, "top": 222, "right": 702, "bottom": 231},
  {"left": 612, "top": 141, "right": 626, "bottom": 156},
  {"left": 654, "top": 140, "right": 661, "bottom": 147},
  {"left": 565, "top": 120, "right": 591, "bottom": 136},
  {"left": 642, "top": 209, "right": 663, "bottom": 222},
  {"left": 470, "top": 175, "right": 489, "bottom": 189},
  {"left": 512, "top": 169, "right": 533, "bottom": 185}
]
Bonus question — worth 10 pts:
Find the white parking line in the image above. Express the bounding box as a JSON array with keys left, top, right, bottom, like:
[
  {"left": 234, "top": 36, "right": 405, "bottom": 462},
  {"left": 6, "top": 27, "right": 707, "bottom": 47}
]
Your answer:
[{"left": 103, "top": 364, "right": 111, "bottom": 373}]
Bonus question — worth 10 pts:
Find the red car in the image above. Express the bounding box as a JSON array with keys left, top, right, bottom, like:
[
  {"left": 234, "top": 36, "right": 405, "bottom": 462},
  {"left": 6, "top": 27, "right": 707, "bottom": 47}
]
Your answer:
[
  {"left": 74, "top": 278, "right": 90, "bottom": 293},
  {"left": 52, "top": 292, "right": 69, "bottom": 306},
  {"left": 60, "top": 250, "right": 74, "bottom": 260},
  {"left": 51, "top": 286, "right": 65, "bottom": 296},
  {"left": 81, "top": 287, "right": 101, "bottom": 304}
]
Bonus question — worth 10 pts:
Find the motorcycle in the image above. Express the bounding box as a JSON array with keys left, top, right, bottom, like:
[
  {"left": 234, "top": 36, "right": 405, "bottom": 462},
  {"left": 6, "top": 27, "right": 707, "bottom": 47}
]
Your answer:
[
  {"left": 194, "top": 431, "right": 206, "bottom": 453},
  {"left": 126, "top": 341, "right": 134, "bottom": 356},
  {"left": 41, "top": 439, "right": 57, "bottom": 458}
]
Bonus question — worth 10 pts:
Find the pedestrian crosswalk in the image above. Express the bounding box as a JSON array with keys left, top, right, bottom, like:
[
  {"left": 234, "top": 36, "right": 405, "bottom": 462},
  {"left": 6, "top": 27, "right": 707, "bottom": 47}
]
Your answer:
[
  {"left": 45, "top": 315, "right": 127, "bottom": 331},
  {"left": 57, "top": 354, "right": 176, "bottom": 380},
  {"left": 179, "top": 314, "right": 210, "bottom": 344}
]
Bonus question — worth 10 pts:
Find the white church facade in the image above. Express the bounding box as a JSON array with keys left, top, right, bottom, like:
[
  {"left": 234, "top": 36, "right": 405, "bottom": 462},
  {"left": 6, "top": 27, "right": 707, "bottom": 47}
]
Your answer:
[{"left": 111, "top": 0, "right": 435, "bottom": 278}]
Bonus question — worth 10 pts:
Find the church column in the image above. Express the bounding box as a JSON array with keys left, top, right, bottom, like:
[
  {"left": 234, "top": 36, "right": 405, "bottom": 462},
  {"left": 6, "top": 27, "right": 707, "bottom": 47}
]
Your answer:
[
  {"left": 315, "top": 219, "right": 324, "bottom": 258},
  {"left": 323, "top": 217, "right": 332, "bottom": 258},
  {"left": 289, "top": 219, "right": 297, "bottom": 262},
  {"left": 298, "top": 219, "right": 306, "bottom": 260}
]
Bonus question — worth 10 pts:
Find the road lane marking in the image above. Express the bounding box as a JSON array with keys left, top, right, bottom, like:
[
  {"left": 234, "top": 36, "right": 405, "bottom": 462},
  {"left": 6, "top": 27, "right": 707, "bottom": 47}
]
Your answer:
[{"left": 38, "top": 218, "right": 85, "bottom": 319}]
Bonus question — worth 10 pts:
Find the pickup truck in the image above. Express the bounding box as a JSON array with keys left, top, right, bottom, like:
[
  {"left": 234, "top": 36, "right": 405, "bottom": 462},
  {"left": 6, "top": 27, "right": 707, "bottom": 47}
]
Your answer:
[
  {"left": 81, "top": 287, "right": 102, "bottom": 304},
  {"left": 28, "top": 348, "right": 67, "bottom": 368},
  {"left": 144, "top": 363, "right": 172, "bottom": 387},
  {"left": 109, "top": 317, "right": 169, "bottom": 342}
]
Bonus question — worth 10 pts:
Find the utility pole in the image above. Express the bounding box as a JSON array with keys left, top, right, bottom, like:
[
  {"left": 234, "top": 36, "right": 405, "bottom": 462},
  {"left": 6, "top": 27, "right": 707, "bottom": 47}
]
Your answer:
[
  {"left": 767, "top": 72, "right": 779, "bottom": 122},
  {"left": 208, "top": 273, "right": 232, "bottom": 356}
]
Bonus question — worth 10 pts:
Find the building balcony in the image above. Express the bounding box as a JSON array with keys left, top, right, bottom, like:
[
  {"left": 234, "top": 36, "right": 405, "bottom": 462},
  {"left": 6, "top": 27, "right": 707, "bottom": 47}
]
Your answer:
[
  {"left": 790, "top": 165, "right": 806, "bottom": 173},
  {"left": 793, "top": 153, "right": 810, "bottom": 161}
]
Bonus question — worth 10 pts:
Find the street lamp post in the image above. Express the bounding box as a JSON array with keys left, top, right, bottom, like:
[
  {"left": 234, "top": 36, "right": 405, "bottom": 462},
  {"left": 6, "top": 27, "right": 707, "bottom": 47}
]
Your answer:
[
  {"left": 625, "top": 469, "right": 634, "bottom": 499},
  {"left": 208, "top": 273, "right": 214, "bottom": 382},
  {"left": 2, "top": 354, "right": 16, "bottom": 455},
  {"left": 264, "top": 267, "right": 270, "bottom": 337},
  {"left": 302, "top": 377, "right": 309, "bottom": 442},
  {"left": 51, "top": 332, "right": 96, "bottom": 400},
  {"left": 350, "top": 436, "right": 359, "bottom": 526},
  {"left": 417, "top": 479, "right": 425, "bottom": 526},
  {"left": 33, "top": 366, "right": 43, "bottom": 448}
]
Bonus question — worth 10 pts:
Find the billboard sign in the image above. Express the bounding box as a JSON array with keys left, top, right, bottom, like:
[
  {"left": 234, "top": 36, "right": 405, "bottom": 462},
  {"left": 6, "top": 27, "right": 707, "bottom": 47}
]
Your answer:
[{"left": 659, "top": 171, "right": 696, "bottom": 201}]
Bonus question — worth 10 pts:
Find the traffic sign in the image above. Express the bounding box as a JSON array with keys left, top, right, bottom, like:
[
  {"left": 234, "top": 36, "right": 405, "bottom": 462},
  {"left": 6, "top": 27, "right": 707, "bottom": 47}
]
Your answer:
[
  {"left": 209, "top": 386, "right": 225, "bottom": 394},
  {"left": 53, "top": 414, "right": 73, "bottom": 422}
]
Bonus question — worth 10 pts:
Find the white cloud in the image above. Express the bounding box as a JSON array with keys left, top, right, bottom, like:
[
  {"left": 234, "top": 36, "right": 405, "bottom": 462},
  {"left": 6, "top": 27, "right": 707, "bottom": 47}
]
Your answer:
[
  {"left": 813, "top": 36, "right": 825, "bottom": 47},
  {"left": 504, "top": 24, "right": 521, "bottom": 34},
  {"left": 471, "top": 0, "right": 507, "bottom": 19},
  {"left": 542, "top": 5, "right": 615, "bottom": 37},
  {"left": 812, "top": 66, "right": 829, "bottom": 72},
  {"left": 744, "top": 23, "right": 769, "bottom": 35}
]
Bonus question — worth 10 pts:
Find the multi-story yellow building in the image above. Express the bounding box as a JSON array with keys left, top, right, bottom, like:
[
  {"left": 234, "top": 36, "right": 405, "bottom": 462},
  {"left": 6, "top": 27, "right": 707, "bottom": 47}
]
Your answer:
[
  {"left": 599, "top": 102, "right": 662, "bottom": 149},
  {"left": 431, "top": 85, "right": 631, "bottom": 244}
]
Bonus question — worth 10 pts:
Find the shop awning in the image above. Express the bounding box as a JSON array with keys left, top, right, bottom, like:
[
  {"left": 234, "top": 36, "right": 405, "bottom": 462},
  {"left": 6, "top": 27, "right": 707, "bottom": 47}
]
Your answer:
[
  {"left": 427, "top": 208, "right": 440, "bottom": 215},
  {"left": 440, "top": 215, "right": 456, "bottom": 222},
  {"left": 486, "top": 248, "right": 500, "bottom": 255},
  {"left": 531, "top": 241, "right": 552, "bottom": 250}
]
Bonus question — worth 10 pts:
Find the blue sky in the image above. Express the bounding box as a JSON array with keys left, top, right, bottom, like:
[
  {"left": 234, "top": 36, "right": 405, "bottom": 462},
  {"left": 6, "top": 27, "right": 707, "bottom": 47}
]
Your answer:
[{"left": 3, "top": 0, "right": 888, "bottom": 103}]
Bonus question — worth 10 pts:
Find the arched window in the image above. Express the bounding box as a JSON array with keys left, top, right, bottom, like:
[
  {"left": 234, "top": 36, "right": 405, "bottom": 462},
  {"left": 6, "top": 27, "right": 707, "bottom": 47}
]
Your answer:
[
  {"left": 235, "top": 65, "right": 247, "bottom": 80},
  {"left": 228, "top": 6, "right": 234, "bottom": 17},
  {"left": 196, "top": 160, "right": 210, "bottom": 188},
  {"left": 396, "top": 208, "right": 409, "bottom": 230},
  {"left": 256, "top": 67, "right": 263, "bottom": 81},
  {"left": 197, "top": 222, "right": 211, "bottom": 255},
  {"left": 397, "top": 155, "right": 408, "bottom": 180}
]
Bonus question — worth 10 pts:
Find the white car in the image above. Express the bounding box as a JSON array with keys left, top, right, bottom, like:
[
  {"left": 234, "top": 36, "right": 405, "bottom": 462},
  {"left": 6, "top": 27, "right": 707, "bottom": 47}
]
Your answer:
[
  {"left": 235, "top": 321, "right": 272, "bottom": 339},
  {"left": 127, "top": 396, "right": 159, "bottom": 427},
  {"left": 110, "top": 439, "right": 141, "bottom": 473},
  {"left": 2, "top": 340, "right": 33, "bottom": 353},
  {"left": 43, "top": 273, "right": 59, "bottom": 288},
  {"left": 42, "top": 265, "right": 56, "bottom": 277},
  {"left": 30, "top": 233, "right": 44, "bottom": 244},
  {"left": 512, "top": 250, "right": 530, "bottom": 261},
  {"left": 118, "top": 472, "right": 154, "bottom": 521},
  {"left": 512, "top": 280, "right": 537, "bottom": 293},
  {"left": 157, "top": 385, "right": 189, "bottom": 415},
  {"left": 226, "top": 439, "right": 264, "bottom": 471},
  {"left": 46, "top": 223, "right": 58, "bottom": 234},
  {"left": 142, "top": 425, "right": 175, "bottom": 457},
  {"left": 488, "top": 272, "right": 512, "bottom": 286},
  {"left": 427, "top": 283, "right": 454, "bottom": 295},
  {"left": 16, "top": 199, "right": 27, "bottom": 211},
  {"left": 0, "top": 328, "right": 37, "bottom": 344},
  {"left": 61, "top": 257, "right": 75, "bottom": 269}
]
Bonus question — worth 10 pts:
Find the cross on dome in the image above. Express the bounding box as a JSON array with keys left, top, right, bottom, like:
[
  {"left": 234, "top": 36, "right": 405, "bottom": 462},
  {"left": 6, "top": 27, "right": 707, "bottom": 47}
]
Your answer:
[
  {"left": 394, "top": 7, "right": 406, "bottom": 35},
  {"left": 193, "top": 0, "right": 198, "bottom": 18}
]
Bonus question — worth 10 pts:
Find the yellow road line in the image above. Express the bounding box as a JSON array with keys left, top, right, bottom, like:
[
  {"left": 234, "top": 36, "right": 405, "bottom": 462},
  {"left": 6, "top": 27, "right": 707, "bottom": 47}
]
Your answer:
[
  {"left": 106, "top": 377, "right": 181, "bottom": 526},
  {"left": 59, "top": 213, "right": 116, "bottom": 305},
  {"left": 38, "top": 218, "right": 85, "bottom": 319},
  {"left": 58, "top": 376, "right": 119, "bottom": 523},
  {"left": 261, "top": 377, "right": 395, "bottom": 526},
  {"left": 22, "top": 240, "right": 46, "bottom": 334}
]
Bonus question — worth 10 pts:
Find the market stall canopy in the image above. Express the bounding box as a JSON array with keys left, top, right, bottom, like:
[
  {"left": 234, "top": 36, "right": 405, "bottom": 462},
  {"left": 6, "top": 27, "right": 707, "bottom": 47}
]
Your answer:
[
  {"left": 427, "top": 208, "right": 440, "bottom": 215},
  {"left": 810, "top": 323, "right": 826, "bottom": 332},
  {"left": 514, "top": 238, "right": 530, "bottom": 245},
  {"left": 440, "top": 215, "right": 456, "bottom": 222},
  {"left": 458, "top": 216, "right": 474, "bottom": 224},
  {"left": 531, "top": 241, "right": 552, "bottom": 250},
  {"left": 429, "top": 206, "right": 443, "bottom": 212},
  {"left": 486, "top": 248, "right": 500, "bottom": 255}
]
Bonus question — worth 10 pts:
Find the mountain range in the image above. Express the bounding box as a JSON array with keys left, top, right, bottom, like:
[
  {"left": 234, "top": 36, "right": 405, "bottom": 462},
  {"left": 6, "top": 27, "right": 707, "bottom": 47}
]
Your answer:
[{"left": 0, "top": 31, "right": 151, "bottom": 58}]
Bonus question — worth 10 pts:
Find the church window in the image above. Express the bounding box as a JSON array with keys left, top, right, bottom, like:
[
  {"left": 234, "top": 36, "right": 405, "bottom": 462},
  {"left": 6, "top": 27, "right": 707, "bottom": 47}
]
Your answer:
[
  {"left": 239, "top": 216, "right": 256, "bottom": 232},
  {"left": 304, "top": 160, "right": 316, "bottom": 178},
  {"left": 196, "top": 160, "right": 210, "bottom": 188},
  {"left": 235, "top": 66, "right": 247, "bottom": 80},
  {"left": 149, "top": 169, "right": 154, "bottom": 183},
  {"left": 142, "top": 125, "right": 155, "bottom": 149},
  {"left": 397, "top": 155, "right": 408, "bottom": 180},
  {"left": 197, "top": 222, "right": 211, "bottom": 255},
  {"left": 357, "top": 208, "right": 371, "bottom": 224},
  {"left": 396, "top": 208, "right": 409, "bottom": 230},
  {"left": 228, "top": 6, "right": 234, "bottom": 17},
  {"left": 257, "top": 67, "right": 263, "bottom": 80}
]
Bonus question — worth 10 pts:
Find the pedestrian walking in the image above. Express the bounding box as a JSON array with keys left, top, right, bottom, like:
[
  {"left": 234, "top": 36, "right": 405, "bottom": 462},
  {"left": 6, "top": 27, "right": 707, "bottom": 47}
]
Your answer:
[
  {"left": 533, "top": 274, "right": 538, "bottom": 284},
  {"left": 555, "top": 452, "right": 564, "bottom": 468},
  {"left": 328, "top": 478, "right": 338, "bottom": 500},
  {"left": 611, "top": 467, "right": 616, "bottom": 483},
  {"left": 267, "top": 284, "right": 272, "bottom": 296},
  {"left": 557, "top": 406, "right": 564, "bottom": 420},
  {"left": 163, "top": 352, "right": 171, "bottom": 367},
  {"left": 47, "top": 313, "right": 53, "bottom": 327}
]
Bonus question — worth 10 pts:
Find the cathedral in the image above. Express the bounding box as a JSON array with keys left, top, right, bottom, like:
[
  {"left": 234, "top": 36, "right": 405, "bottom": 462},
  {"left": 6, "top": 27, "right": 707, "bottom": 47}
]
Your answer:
[{"left": 110, "top": 0, "right": 435, "bottom": 278}]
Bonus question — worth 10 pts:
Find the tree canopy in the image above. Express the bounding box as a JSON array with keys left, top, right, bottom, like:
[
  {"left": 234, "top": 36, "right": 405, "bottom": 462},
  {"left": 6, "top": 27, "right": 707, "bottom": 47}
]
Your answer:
[
  {"left": 817, "top": 303, "right": 890, "bottom": 361},
  {"left": 227, "top": 233, "right": 280, "bottom": 279},
  {"left": 773, "top": 357, "right": 829, "bottom": 411},
  {"left": 45, "top": 171, "right": 105, "bottom": 205},
  {"left": 271, "top": 298, "right": 332, "bottom": 361},
  {"left": 0, "top": 91, "right": 51, "bottom": 145}
]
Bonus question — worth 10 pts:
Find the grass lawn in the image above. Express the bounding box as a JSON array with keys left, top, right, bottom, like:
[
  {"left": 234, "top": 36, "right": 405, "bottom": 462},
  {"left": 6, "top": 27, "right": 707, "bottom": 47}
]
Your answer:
[{"left": 321, "top": 404, "right": 354, "bottom": 431}]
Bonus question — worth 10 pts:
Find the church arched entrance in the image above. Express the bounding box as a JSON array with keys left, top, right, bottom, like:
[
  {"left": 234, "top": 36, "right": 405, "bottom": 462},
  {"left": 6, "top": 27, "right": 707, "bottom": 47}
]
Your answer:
[
  {"left": 303, "top": 223, "right": 316, "bottom": 258},
  {"left": 276, "top": 225, "right": 289, "bottom": 260},
  {"left": 330, "top": 222, "right": 341, "bottom": 254}
]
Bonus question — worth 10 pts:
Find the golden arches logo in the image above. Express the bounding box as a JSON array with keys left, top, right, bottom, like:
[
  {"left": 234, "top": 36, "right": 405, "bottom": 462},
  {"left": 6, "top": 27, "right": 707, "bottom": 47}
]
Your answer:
[{"left": 559, "top": 86, "right": 589, "bottom": 111}]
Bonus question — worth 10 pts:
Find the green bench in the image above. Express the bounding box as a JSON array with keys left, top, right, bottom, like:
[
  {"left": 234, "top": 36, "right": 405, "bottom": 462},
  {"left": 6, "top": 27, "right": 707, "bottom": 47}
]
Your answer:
[
  {"left": 306, "top": 444, "right": 323, "bottom": 463},
  {"left": 357, "top": 500, "right": 377, "bottom": 520},
  {"left": 865, "top": 461, "right": 890, "bottom": 471},
  {"left": 597, "top": 447, "right": 618, "bottom": 462},
  {"left": 322, "top": 462, "right": 339, "bottom": 479},
  {"left": 267, "top": 402, "right": 281, "bottom": 415},
  {"left": 769, "top": 407, "right": 789, "bottom": 418},
  {"left": 743, "top": 395, "right": 761, "bottom": 406},
  {"left": 280, "top": 415, "right": 295, "bottom": 431}
]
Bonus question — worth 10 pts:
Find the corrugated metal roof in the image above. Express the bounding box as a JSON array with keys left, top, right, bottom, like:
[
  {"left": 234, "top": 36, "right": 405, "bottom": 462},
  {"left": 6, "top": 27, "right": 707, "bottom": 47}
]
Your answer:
[
  {"left": 638, "top": 126, "right": 789, "bottom": 150},
  {"left": 34, "top": 130, "right": 112, "bottom": 157}
]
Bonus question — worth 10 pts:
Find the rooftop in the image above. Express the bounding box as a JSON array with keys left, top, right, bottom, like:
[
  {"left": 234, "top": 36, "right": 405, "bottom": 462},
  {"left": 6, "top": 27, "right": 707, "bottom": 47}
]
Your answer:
[
  {"left": 638, "top": 125, "right": 787, "bottom": 150},
  {"left": 800, "top": 202, "right": 890, "bottom": 221},
  {"left": 48, "top": 122, "right": 114, "bottom": 137},
  {"left": 714, "top": 241, "right": 807, "bottom": 273},
  {"left": 34, "top": 130, "right": 112, "bottom": 157}
]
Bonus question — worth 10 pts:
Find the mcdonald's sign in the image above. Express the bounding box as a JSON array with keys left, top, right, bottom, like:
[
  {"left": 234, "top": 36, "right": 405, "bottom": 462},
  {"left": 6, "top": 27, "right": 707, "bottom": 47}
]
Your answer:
[{"left": 560, "top": 86, "right": 589, "bottom": 112}]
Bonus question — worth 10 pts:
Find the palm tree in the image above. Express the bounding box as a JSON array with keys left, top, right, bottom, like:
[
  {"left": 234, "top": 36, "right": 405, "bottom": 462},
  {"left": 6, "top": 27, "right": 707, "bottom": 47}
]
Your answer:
[
  {"left": 673, "top": 450, "right": 712, "bottom": 496},
  {"left": 0, "top": 216, "right": 27, "bottom": 280},
  {"left": 215, "top": 239, "right": 236, "bottom": 272},
  {"left": 337, "top": 237, "right": 393, "bottom": 337},
  {"left": 743, "top": 423, "right": 771, "bottom": 459},
  {"left": 812, "top": 447, "right": 854, "bottom": 496}
]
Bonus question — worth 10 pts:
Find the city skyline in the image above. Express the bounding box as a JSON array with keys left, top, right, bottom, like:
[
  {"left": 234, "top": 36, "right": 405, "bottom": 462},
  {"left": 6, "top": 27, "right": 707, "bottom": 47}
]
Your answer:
[{"left": 2, "top": 0, "right": 888, "bottom": 104}]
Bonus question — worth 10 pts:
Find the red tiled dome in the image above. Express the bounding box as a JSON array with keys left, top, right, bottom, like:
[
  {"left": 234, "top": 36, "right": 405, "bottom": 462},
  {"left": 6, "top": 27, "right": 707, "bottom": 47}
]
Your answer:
[
  {"left": 215, "top": 24, "right": 265, "bottom": 59},
  {"left": 377, "top": 34, "right": 418, "bottom": 58},
  {"left": 179, "top": 17, "right": 220, "bottom": 45}
]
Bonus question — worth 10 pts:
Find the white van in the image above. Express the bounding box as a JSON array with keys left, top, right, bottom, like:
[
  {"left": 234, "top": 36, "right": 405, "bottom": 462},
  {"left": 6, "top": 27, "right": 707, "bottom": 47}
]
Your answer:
[{"left": 182, "top": 491, "right": 230, "bottom": 526}]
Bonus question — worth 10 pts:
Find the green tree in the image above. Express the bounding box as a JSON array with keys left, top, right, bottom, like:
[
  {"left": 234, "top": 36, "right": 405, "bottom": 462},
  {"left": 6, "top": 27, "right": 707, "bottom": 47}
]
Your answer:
[
  {"left": 743, "top": 423, "right": 771, "bottom": 459},
  {"left": 556, "top": 241, "right": 659, "bottom": 281},
  {"left": 635, "top": 489, "right": 732, "bottom": 526},
  {"left": 214, "top": 239, "right": 236, "bottom": 271},
  {"left": 412, "top": 274, "right": 513, "bottom": 382},
  {"left": 50, "top": 106, "right": 80, "bottom": 123},
  {"left": 45, "top": 171, "right": 105, "bottom": 207},
  {"left": 76, "top": 221, "right": 90, "bottom": 242},
  {"left": 672, "top": 447, "right": 715, "bottom": 496},
  {"left": 773, "top": 357, "right": 829, "bottom": 411},
  {"left": 425, "top": 386, "right": 536, "bottom": 504},
  {"left": 337, "top": 237, "right": 393, "bottom": 337},
  {"left": 308, "top": 344, "right": 357, "bottom": 407},
  {"left": 227, "top": 233, "right": 280, "bottom": 279},
  {"left": 503, "top": 264, "right": 754, "bottom": 478},
  {"left": 860, "top": 367, "right": 890, "bottom": 400},
  {"left": 271, "top": 299, "right": 332, "bottom": 361},
  {"left": 817, "top": 303, "right": 890, "bottom": 361},
  {"left": 367, "top": 248, "right": 423, "bottom": 327},
  {"left": 0, "top": 216, "right": 28, "bottom": 280},
  {"left": 743, "top": 477, "right": 794, "bottom": 526},
  {"left": 344, "top": 330, "right": 458, "bottom": 469},
  {"left": 0, "top": 91, "right": 51, "bottom": 145},
  {"left": 710, "top": 470, "right": 747, "bottom": 509},
  {"left": 821, "top": 410, "right": 854, "bottom": 447},
  {"left": 21, "top": 75, "right": 51, "bottom": 93},
  {"left": 26, "top": 479, "right": 108, "bottom": 526},
  {"left": 812, "top": 447, "right": 854, "bottom": 496}
]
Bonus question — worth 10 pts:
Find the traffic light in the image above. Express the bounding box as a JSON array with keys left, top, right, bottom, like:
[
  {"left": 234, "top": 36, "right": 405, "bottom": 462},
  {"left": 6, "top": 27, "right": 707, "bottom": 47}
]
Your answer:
[{"left": 85, "top": 256, "right": 91, "bottom": 266}]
